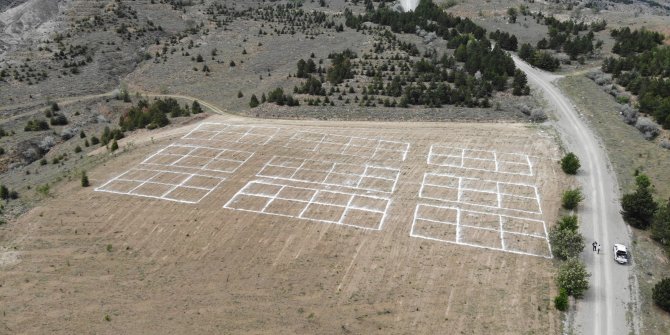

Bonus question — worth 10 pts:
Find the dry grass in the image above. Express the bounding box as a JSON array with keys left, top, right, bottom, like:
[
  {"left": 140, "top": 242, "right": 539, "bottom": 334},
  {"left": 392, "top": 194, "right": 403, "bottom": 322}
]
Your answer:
[{"left": 0, "top": 116, "right": 565, "bottom": 334}]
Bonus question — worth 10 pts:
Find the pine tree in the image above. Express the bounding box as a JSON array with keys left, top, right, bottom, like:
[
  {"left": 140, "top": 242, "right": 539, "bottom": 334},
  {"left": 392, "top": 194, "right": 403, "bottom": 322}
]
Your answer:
[
  {"left": 81, "top": 171, "right": 90, "bottom": 187},
  {"left": 249, "top": 94, "right": 259, "bottom": 108},
  {"left": 191, "top": 100, "right": 204, "bottom": 114}
]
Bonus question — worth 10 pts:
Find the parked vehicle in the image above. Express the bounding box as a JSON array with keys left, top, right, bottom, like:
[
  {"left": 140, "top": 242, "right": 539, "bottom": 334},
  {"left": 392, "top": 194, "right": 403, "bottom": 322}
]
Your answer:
[{"left": 613, "top": 244, "right": 628, "bottom": 264}]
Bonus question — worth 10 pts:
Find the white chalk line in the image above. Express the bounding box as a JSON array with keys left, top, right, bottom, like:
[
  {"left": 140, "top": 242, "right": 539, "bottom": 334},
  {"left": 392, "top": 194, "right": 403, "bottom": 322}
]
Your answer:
[
  {"left": 182, "top": 122, "right": 280, "bottom": 145},
  {"left": 411, "top": 204, "right": 552, "bottom": 258},
  {"left": 420, "top": 172, "right": 543, "bottom": 215},
  {"left": 285, "top": 131, "right": 410, "bottom": 162},
  {"left": 258, "top": 156, "right": 401, "bottom": 194},
  {"left": 427, "top": 145, "right": 534, "bottom": 176},
  {"left": 95, "top": 141, "right": 255, "bottom": 204},
  {"left": 96, "top": 168, "right": 226, "bottom": 204},
  {"left": 141, "top": 143, "right": 254, "bottom": 174},
  {"left": 223, "top": 180, "right": 390, "bottom": 230}
]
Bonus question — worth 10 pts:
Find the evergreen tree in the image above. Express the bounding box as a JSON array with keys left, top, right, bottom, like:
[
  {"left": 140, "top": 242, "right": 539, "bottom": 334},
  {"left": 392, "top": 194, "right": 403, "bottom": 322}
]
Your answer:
[
  {"left": 81, "top": 171, "right": 90, "bottom": 187},
  {"left": 249, "top": 94, "right": 259, "bottom": 108},
  {"left": 512, "top": 69, "right": 529, "bottom": 96},
  {"left": 651, "top": 199, "right": 670, "bottom": 253},
  {"left": 191, "top": 100, "right": 204, "bottom": 114}
]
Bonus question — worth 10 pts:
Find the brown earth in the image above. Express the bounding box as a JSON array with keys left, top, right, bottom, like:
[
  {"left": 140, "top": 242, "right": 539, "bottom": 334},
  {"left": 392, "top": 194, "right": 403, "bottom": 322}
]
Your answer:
[{"left": 0, "top": 114, "right": 565, "bottom": 334}]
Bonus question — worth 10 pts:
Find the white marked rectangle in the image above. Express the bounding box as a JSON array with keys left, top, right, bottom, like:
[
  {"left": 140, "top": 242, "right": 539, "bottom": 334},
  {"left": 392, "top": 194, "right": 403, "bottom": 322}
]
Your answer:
[
  {"left": 411, "top": 204, "right": 551, "bottom": 258},
  {"left": 142, "top": 143, "right": 254, "bottom": 174},
  {"left": 428, "top": 145, "right": 533, "bottom": 176},
  {"left": 224, "top": 180, "right": 392, "bottom": 230},
  {"left": 183, "top": 122, "right": 279, "bottom": 145},
  {"left": 419, "top": 173, "right": 542, "bottom": 215},
  {"left": 95, "top": 168, "right": 225, "bottom": 204},
  {"left": 285, "top": 131, "right": 410, "bottom": 161},
  {"left": 258, "top": 156, "right": 400, "bottom": 193}
]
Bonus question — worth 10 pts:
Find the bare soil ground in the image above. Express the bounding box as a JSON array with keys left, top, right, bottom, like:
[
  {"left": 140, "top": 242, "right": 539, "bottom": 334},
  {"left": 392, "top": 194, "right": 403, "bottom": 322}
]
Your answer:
[{"left": 0, "top": 115, "right": 564, "bottom": 334}]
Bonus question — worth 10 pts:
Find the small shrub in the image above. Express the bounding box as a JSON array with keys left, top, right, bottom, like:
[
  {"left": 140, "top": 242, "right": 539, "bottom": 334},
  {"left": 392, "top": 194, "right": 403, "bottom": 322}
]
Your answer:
[
  {"left": 50, "top": 114, "right": 68, "bottom": 126},
  {"left": 554, "top": 288, "right": 569, "bottom": 311},
  {"left": 79, "top": 130, "right": 86, "bottom": 138},
  {"left": 36, "top": 184, "right": 50, "bottom": 196},
  {"left": 561, "top": 152, "right": 581, "bottom": 175},
  {"left": 652, "top": 277, "right": 670, "bottom": 312},
  {"left": 530, "top": 108, "right": 547, "bottom": 122},
  {"left": 558, "top": 215, "right": 579, "bottom": 231},
  {"left": 106, "top": 244, "right": 113, "bottom": 252},
  {"left": 104, "top": 314, "right": 111, "bottom": 322},
  {"left": 0, "top": 147, "right": 4, "bottom": 155},
  {"left": 90, "top": 136, "right": 100, "bottom": 145},
  {"left": 24, "top": 119, "right": 49, "bottom": 131},
  {"left": 237, "top": 90, "right": 244, "bottom": 98},
  {"left": 620, "top": 104, "right": 638, "bottom": 125},
  {"left": 635, "top": 117, "right": 660, "bottom": 140},
  {"left": 562, "top": 188, "right": 584, "bottom": 210},
  {"left": 0, "top": 185, "right": 8, "bottom": 200},
  {"left": 74, "top": 145, "right": 82, "bottom": 153},
  {"left": 110, "top": 139, "right": 119, "bottom": 152}
]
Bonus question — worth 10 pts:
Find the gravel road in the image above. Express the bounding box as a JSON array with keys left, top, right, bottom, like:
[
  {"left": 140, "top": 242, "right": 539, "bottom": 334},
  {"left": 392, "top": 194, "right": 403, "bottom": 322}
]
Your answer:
[{"left": 513, "top": 55, "right": 640, "bottom": 335}]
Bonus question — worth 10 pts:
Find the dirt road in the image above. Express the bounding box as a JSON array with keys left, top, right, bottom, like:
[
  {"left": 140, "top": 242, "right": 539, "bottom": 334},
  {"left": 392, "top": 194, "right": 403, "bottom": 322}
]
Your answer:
[{"left": 513, "top": 55, "right": 640, "bottom": 334}]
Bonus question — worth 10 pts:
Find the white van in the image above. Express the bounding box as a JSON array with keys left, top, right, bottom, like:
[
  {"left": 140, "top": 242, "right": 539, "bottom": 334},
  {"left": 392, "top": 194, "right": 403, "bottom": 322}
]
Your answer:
[{"left": 613, "top": 244, "right": 628, "bottom": 264}]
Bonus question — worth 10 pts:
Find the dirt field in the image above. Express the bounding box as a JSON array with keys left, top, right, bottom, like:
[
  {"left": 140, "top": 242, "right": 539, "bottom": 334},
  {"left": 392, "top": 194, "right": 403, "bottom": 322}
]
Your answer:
[{"left": 0, "top": 115, "right": 565, "bottom": 334}]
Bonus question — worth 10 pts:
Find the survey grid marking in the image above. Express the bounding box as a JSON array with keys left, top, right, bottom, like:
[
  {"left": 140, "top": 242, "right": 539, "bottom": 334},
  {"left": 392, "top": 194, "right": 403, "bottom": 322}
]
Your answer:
[
  {"left": 419, "top": 172, "right": 542, "bottom": 215},
  {"left": 428, "top": 145, "right": 533, "bottom": 176},
  {"left": 411, "top": 204, "right": 552, "bottom": 258},
  {"left": 140, "top": 143, "right": 254, "bottom": 174},
  {"left": 284, "top": 131, "right": 410, "bottom": 161},
  {"left": 223, "top": 180, "right": 392, "bottom": 230},
  {"left": 257, "top": 156, "right": 400, "bottom": 193},
  {"left": 95, "top": 168, "right": 226, "bottom": 204},
  {"left": 182, "top": 122, "right": 279, "bottom": 145}
]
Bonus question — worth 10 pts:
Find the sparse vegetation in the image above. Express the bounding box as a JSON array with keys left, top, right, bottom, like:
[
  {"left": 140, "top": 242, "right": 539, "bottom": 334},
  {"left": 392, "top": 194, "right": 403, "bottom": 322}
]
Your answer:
[{"left": 24, "top": 119, "right": 50, "bottom": 132}]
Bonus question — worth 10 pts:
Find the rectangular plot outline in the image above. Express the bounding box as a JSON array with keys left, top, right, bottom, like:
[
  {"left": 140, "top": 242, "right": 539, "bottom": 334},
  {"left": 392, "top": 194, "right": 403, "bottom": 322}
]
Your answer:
[
  {"left": 284, "top": 131, "right": 410, "bottom": 161},
  {"left": 223, "top": 180, "right": 392, "bottom": 230},
  {"left": 257, "top": 156, "right": 400, "bottom": 193},
  {"left": 141, "top": 143, "right": 254, "bottom": 174},
  {"left": 410, "top": 203, "right": 552, "bottom": 258},
  {"left": 419, "top": 172, "right": 542, "bottom": 215},
  {"left": 182, "top": 122, "right": 280, "bottom": 145},
  {"left": 95, "top": 168, "right": 226, "bottom": 204},
  {"left": 428, "top": 145, "right": 533, "bottom": 176}
]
